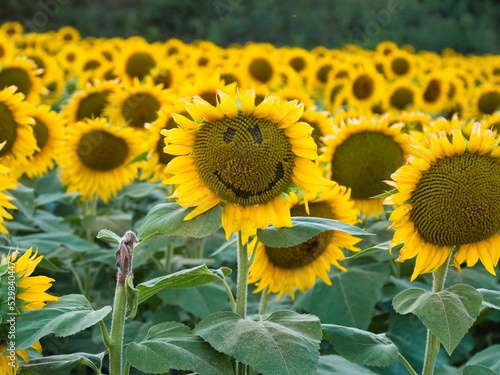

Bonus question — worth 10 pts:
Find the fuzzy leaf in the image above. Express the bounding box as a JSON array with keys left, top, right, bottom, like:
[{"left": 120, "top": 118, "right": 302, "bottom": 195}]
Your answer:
[{"left": 18, "top": 352, "right": 104, "bottom": 375}]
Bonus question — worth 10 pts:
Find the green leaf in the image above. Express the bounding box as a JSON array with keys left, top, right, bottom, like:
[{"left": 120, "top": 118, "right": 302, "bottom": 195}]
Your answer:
[
  {"left": 464, "top": 344, "right": 500, "bottom": 373},
  {"left": 322, "top": 324, "right": 399, "bottom": 367},
  {"left": 194, "top": 310, "right": 322, "bottom": 375},
  {"left": 137, "top": 265, "right": 232, "bottom": 304},
  {"left": 126, "top": 150, "right": 148, "bottom": 165},
  {"left": 318, "top": 355, "right": 379, "bottom": 375},
  {"left": 8, "top": 184, "right": 35, "bottom": 219},
  {"left": 257, "top": 216, "right": 371, "bottom": 248},
  {"left": 477, "top": 288, "right": 500, "bottom": 310},
  {"left": 392, "top": 284, "right": 483, "bottom": 355},
  {"left": 463, "top": 364, "right": 499, "bottom": 375},
  {"left": 137, "top": 203, "right": 222, "bottom": 241},
  {"left": 96, "top": 229, "right": 122, "bottom": 244},
  {"left": 296, "top": 260, "right": 390, "bottom": 329},
  {"left": 34, "top": 192, "right": 77, "bottom": 207},
  {"left": 16, "top": 294, "right": 112, "bottom": 350},
  {"left": 18, "top": 352, "right": 104, "bottom": 375},
  {"left": 126, "top": 321, "right": 233, "bottom": 375},
  {"left": 344, "top": 241, "right": 390, "bottom": 260},
  {"left": 125, "top": 274, "right": 139, "bottom": 320}
]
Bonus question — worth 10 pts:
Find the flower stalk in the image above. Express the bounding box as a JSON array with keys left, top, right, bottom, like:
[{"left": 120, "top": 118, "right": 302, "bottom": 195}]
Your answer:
[{"left": 235, "top": 232, "right": 250, "bottom": 375}]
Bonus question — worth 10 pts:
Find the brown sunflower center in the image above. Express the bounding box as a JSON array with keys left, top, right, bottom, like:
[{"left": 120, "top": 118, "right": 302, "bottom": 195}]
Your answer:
[
  {"left": 154, "top": 70, "right": 172, "bottom": 89},
  {"left": 478, "top": 91, "right": 500, "bottom": 115},
  {"left": 77, "top": 130, "right": 128, "bottom": 171},
  {"left": 0, "top": 68, "right": 32, "bottom": 98},
  {"left": 330, "top": 131, "right": 404, "bottom": 199},
  {"left": 194, "top": 114, "right": 294, "bottom": 205},
  {"left": 423, "top": 79, "right": 441, "bottom": 103},
  {"left": 391, "top": 57, "right": 410, "bottom": 76},
  {"left": 390, "top": 87, "right": 414, "bottom": 110},
  {"left": 289, "top": 57, "right": 306, "bottom": 72},
  {"left": 265, "top": 202, "right": 334, "bottom": 268},
  {"left": 121, "top": 93, "right": 160, "bottom": 128},
  {"left": 76, "top": 91, "right": 113, "bottom": 121},
  {"left": 317, "top": 65, "right": 332, "bottom": 84},
  {"left": 411, "top": 153, "right": 500, "bottom": 246},
  {"left": 125, "top": 52, "right": 156, "bottom": 81},
  {"left": 352, "top": 74, "right": 375, "bottom": 100},
  {"left": 249, "top": 58, "right": 273, "bottom": 84},
  {"left": 0, "top": 102, "right": 17, "bottom": 156},
  {"left": 33, "top": 118, "right": 49, "bottom": 152}
]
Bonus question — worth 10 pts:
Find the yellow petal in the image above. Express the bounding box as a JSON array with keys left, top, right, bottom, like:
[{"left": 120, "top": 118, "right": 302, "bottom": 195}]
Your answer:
[
  {"left": 240, "top": 89, "right": 256, "bottom": 116},
  {"left": 217, "top": 89, "right": 238, "bottom": 118}
]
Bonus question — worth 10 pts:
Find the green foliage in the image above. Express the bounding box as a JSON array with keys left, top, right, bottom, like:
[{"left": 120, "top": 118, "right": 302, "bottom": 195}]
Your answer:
[
  {"left": 126, "top": 321, "right": 234, "bottom": 375},
  {"left": 194, "top": 310, "right": 322, "bottom": 375},
  {"left": 17, "top": 352, "right": 104, "bottom": 375}
]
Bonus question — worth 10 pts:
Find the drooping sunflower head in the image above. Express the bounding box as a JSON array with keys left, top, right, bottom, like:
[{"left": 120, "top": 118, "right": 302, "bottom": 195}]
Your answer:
[
  {"left": 385, "top": 123, "right": 500, "bottom": 280},
  {"left": 248, "top": 185, "right": 361, "bottom": 299},
  {"left": 163, "top": 89, "right": 334, "bottom": 244},
  {"left": 57, "top": 117, "right": 145, "bottom": 202},
  {"left": 0, "top": 247, "right": 58, "bottom": 374},
  {"left": 320, "top": 116, "right": 413, "bottom": 218}
]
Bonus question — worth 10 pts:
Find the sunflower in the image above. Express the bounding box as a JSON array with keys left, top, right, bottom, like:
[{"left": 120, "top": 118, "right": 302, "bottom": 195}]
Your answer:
[
  {"left": 385, "top": 123, "right": 500, "bottom": 280},
  {"left": 104, "top": 78, "right": 173, "bottom": 130},
  {"left": 320, "top": 116, "right": 413, "bottom": 218},
  {"left": 322, "top": 78, "right": 347, "bottom": 112},
  {"left": 0, "top": 33, "right": 16, "bottom": 60},
  {"left": 0, "top": 142, "right": 16, "bottom": 234},
  {"left": 384, "top": 78, "right": 422, "bottom": 112},
  {"left": 279, "top": 47, "right": 313, "bottom": 78},
  {"left": 345, "top": 67, "right": 384, "bottom": 111},
  {"left": 299, "top": 107, "right": 334, "bottom": 149},
  {"left": 0, "top": 247, "right": 58, "bottom": 375},
  {"left": 19, "top": 104, "right": 65, "bottom": 178},
  {"left": 0, "top": 57, "right": 47, "bottom": 103},
  {"left": 177, "top": 71, "right": 237, "bottom": 107},
  {"left": 63, "top": 80, "right": 119, "bottom": 124},
  {"left": 162, "top": 90, "right": 334, "bottom": 244},
  {"left": 418, "top": 71, "right": 450, "bottom": 114},
  {"left": 305, "top": 55, "right": 335, "bottom": 97},
  {"left": 471, "top": 84, "right": 500, "bottom": 117},
  {"left": 248, "top": 185, "right": 361, "bottom": 299},
  {"left": 0, "top": 21, "right": 23, "bottom": 39},
  {"left": 57, "top": 117, "right": 144, "bottom": 202},
  {"left": 482, "top": 111, "right": 500, "bottom": 134},
  {"left": 0, "top": 86, "right": 37, "bottom": 170},
  {"left": 276, "top": 86, "right": 315, "bottom": 109},
  {"left": 114, "top": 41, "right": 161, "bottom": 82},
  {"left": 382, "top": 49, "right": 418, "bottom": 80},
  {"left": 239, "top": 44, "right": 282, "bottom": 89},
  {"left": 56, "top": 44, "right": 85, "bottom": 78},
  {"left": 146, "top": 59, "right": 185, "bottom": 91}
]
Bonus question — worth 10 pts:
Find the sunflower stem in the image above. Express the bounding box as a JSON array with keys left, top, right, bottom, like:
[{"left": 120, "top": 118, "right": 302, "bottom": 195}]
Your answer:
[
  {"left": 109, "top": 282, "right": 126, "bottom": 375},
  {"left": 235, "top": 232, "right": 250, "bottom": 375},
  {"left": 258, "top": 287, "right": 270, "bottom": 316},
  {"left": 421, "top": 252, "right": 452, "bottom": 375},
  {"left": 398, "top": 353, "right": 418, "bottom": 375}
]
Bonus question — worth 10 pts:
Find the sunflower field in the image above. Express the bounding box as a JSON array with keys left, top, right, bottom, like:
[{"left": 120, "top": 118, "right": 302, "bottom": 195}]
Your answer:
[{"left": 1, "top": 20, "right": 500, "bottom": 375}]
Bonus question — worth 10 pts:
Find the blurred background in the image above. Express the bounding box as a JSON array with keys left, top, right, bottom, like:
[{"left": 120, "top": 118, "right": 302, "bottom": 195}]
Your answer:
[{"left": 1, "top": 0, "right": 499, "bottom": 54}]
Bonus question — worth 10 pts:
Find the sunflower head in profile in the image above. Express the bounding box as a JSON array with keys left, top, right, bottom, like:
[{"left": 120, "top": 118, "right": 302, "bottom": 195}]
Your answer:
[
  {"left": 0, "top": 142, "right": 16, "bottom": 234},
  {"left": 162, "top": 89, "right": 335, "bottom": 244},
  {"left": 248, "top": 186, "right": 361, "bottom": 299},
  {"left": 320, "top": 116, "right": 413, "bottom": 219},
  {"left": 0, "top": 247, "right": 58, "bottom": 374},
  {"left": 385, "top": 122, "right": 500, "bottom": 280},
  {"left": 0, "top": 86, "right": 37, "bottom": 170},
  {"left": 57, "top": 117, "right": 145, "bottom": 202}
]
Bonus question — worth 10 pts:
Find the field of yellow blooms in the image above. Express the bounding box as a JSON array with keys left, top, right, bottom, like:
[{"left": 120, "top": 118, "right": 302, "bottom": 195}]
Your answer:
[{"left": 1, "top": 21, "right": 500, "bottom": 375}]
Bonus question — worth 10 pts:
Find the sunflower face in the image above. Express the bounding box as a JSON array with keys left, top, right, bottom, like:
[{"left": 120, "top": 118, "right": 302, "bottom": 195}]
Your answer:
[
  {"left": 195, "top": 114, "right": 294, "bottom": 206},
  {"left": 411, "top": 153, "right": 500, "bottom": 246}
]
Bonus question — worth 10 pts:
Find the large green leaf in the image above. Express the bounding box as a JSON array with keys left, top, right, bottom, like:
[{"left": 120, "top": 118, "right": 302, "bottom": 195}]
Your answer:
[
  {"left": 18, "top": 352, "right": 104, "bottom": 375},
  {"left": 137, "top": 265, "right": 232, "bottom": 304},
  {"left": 194, "top": 310, "right": 322, "bottom": 375},
  {"left": 318, "top": 355, "right": 378, "bottom": 375},
  {"left": 322, "top": 324, "right": 399, "bottom": 367},
  {"left": 462, "top": 365, "right": 499, "bottom": 375},
  {"left": 12, "top": 232, "right": 101, "bottom": 254},
  {"left": 257, "top": 216, "right": 371, "bottom": 248},
  {"left": 126, "top": 322, "right": 233, "bottom": 375},
  {"left": 476, "top": 288, "right": 500, "bottom": 310},
  {"left": 463, "top": 344, "right": 500, "bottom": 373},
  {"left": 138, "top": 202, "right": 222, "bottom": 241},
  {"left": 16, "top": 294, "right": 112, "bottom": 350},
  {"left": 295, "top": 260, "right": 390, "bottom": 329},
  {"left": 7, "top": 184, "right": 34, "bottom": 219},
  {"left": 392, "top": 284, "right": 483, "bottom": 355}
]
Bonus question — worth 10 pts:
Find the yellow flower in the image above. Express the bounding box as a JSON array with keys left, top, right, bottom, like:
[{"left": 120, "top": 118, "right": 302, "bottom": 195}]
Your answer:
[
  {"left": 385, "top": 123, "right": 500, "bottom": 280},
  {"left": 249, "top": 186, "right": 361, "bottom": 299},
  {"left": 0, "top": 142, "right": 16, "bottom": 234},
  {"left": 163, "top": 89, "right": 334, "bottom": 244},
  {"left": 0, "top": 248, "right": 58, "bottom": 374},
  {"left": 321, "top": 116, "right": 413, "bottom": 218},
  {"left": 0, "top": 57, "right": 48, "bottom": 104},
  {"left": 57, "top": 117, "right": 145, "bottom": 202}
]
